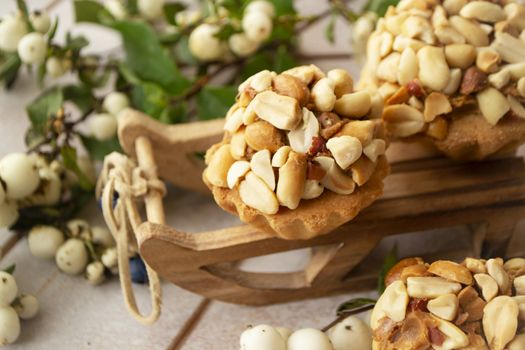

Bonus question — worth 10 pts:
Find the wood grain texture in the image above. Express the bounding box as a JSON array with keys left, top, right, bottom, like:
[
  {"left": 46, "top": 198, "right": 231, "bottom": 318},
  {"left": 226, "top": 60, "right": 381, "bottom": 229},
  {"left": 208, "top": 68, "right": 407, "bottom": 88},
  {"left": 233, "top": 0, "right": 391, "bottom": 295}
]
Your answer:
[{"left": 120, "top": 111, "right": 525, "bottom": 306}]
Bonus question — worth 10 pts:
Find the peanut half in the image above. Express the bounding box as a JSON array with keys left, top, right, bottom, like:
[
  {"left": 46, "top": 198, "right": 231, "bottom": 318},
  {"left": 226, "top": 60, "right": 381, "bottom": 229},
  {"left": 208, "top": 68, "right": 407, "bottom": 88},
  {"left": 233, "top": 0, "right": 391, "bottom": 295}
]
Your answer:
[
  {"left": 476, "top": 88, "right": 510, "bottom": 126},
  {"left": 272, "top": 73, "right": 310, "bottom": 106},
  {"left": 239, "top": 171, "right": 279, "bottom": 215},
  {"left": 371, "top": 280, "right": 409, "bottom": 329},
  {"left": 417, "top": 46, "right": 450, "bottom": 91},
  {"left": 474, "top": 273, "right": 498, "bottom": 302},
  {"left": 458, "top": 286, "right": 486, "bottom": 322},
  {"left": 311, "top": 78, "right": 337, "bottom": 112},
  {"left": 427, "top": 293, "right": 459, "bottom": 321},
  {"left": 327, "top": 69, "right": 353, "bottom": 97},
  {"left": 383, "top": 104, "right": 426, "bottom": 137},
  {"left": 463, "top": 257, "right": 487, "bottom": 274},
  {"left": 334, "top": 91, "right": 372, "bottom": 118},
  {"left": 244, "top": 120, "right": 284, "bottom": 153},
  {"left": 432, "top": 316, "right": 469, "bottom": 349},
  {"left": 423, "top": 92, "right": 452, "bottom": 123},
  {"left": 250, "top": 149, "right": 275, "bottom": 191},
  {"left": 251, "top": 90, "right": 301, "bottom": 130},
  {"left": 486, "top": 258, "right": 511, "bottom": 295},
  {"left": 314, "top": 156, "right": 356, "bottom": 195},
  {"left": 459, "top": 1, "right": 506, "bottom": 23},
  {"left": 515, "top": 275, "right": 525, "bottom": 295},
  {"left": 483, "top": 296, "right": 519, "bottom": 350},
  {"left": 335, "top": 120, "right": 374, "bottom": 146},
  {"left": 276, "top": 151, "right": 306, "bottom": 210},
  {"left": 428, "top": 260, "right": 473, "bottom": 285},
  {"left": 288, "top": 108, "right": 320, "bottom": 154},
  {"left": 363, "top": 139, "right": 386, "bottom": 163},
  {"left": 271, "top": 146, "right": 291, "bottom": 168},
  {"left": 406, "top": 276, "right": 462, "bottom": 298},
  {"left": 227, "top": 160, "right": 250, "bottom": 189},
  {"left": 302, "top": 180, "right": 324, "bottom": 200},
  {"left": 326, "top": 136, "right": 363, "bottom": 170},
  {"left": 205, "top": 144, "right": 236, "bottom": 187}
]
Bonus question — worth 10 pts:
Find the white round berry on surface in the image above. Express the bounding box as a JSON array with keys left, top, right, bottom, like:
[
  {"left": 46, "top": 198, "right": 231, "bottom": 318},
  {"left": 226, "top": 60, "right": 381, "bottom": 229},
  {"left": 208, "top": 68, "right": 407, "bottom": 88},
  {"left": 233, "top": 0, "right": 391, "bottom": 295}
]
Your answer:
[
  {"left": 0, "top": 153, "right": 40, "bottom": 200},
  {"left": 13, "top": 294, "right": 39, "bottom": 320},
  {"left": 55, "top": 238, "right": 89, "bottom": 275},
  {"left": 0, "top": 15, "right": 27, "bottom": 52},
  {"left": 86, "top": 261, "right": 105, "bottom": 285},
  {"left": 0, "top": 201, "right": 19, "bottom": 228},
  {"left": 17, "top": 32, "right": 48, "bottom": 65},
  {"left": 103, "top": 92, "right": 130, "bottom": 116},
  {"left": 275, "top": 327, "right": 292, "bottom": 341},
  {"left": 45, "top": 56, "right": 66, "bottom": 78},
  {"left": 88, "top": 113, "right": 118, "bottom": 141},
  {"left": 326, "top": 316, "right": 372, "bottom": 350},
  {"left": 287, "top": 328, "right": 333, "bottom": 350},
  {"left": 29, "top": 10, "right": 51, "bottom": 34},
  {"left": 28, "top": 225, "right": 64, "bottom": 259},
  {"left": 229, "top": 33, "right": 259, "bottom": 57},
  {"left": 188, "top": 24, "right": 227, "bottom": 62},
  {"left": 91, "top": 226, "right": 115, "bottom": 247},
  {"left": 104, "top": 0, "right": 128, "bottom": 20},
  {"left": 0, "top": 307, "right": 20, "bottom": 345},
  {"left": 242, "top": 12, "right": 272, "bottom": 43},
  {"left": 245, "top": 0, "right": 275, "bottom": 18},
  {"left": 138, "top": 0, "right": 165, "bottom": 20},
  {"left": 0, "top": 272, "right": 17, "bottom": 307},
  {"left": 66, "top": 219, "right": 91, "bottom": 239},
  {"left": 101, "top": 247, "right": 118, "bottom": 269},
  {"left": 240, "top": 324, "right": 287, "bottom": 350}
]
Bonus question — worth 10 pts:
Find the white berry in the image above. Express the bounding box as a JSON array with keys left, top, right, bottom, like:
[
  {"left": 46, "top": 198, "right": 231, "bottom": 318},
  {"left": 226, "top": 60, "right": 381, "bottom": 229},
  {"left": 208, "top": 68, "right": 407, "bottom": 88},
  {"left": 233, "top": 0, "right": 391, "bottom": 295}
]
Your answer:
[
  {"left": 66, "top": 219, "right": 91, "bottom": 239},
  {"left": 17, "top": 32, "right": 48, "bottom": 65},
  {"left": 0, "top": 153, "right": 40, "bottom": 199},
  {"left": 101, "top": 247, "right": 118, "bottom": 269},
  {"left": 45, "top": 56, "right": 66, "bottom": 77},
  {"left": 287, "top": 328, "right": 333, "bottom": 350},
  {"left": 189, "top": 24, "right": 226, "bottom": 62},
  {"left": 29, "top": 11, "right": 51, "bottom": 34},
  {"left": 103, "top": 92, "right": 129, "bottom": 116},
  {"left": 88, "top": 113, "right": 118, "bottom": 141},
  {"left": 0, "top": 15, "right": 27, "bottom": 52},
  {"left": 0, "top": 272, "right": 17, "bottom": 307},
  {"left": 0, "top": 307, "right": 20, "bottom": 345},
  {"left": 138, "top": 0, "right": 165, "bottom": 20},
  {"left": 242, "top": 12, "right": 272, "bottom": 43},
  {"left": 326, "top": 316, "right": 372, "bottom": 350},
  {"left": 91, "top": 226, "right": 115, "bottom": 247},
  {"left": 240, "top": 324, "right": 287, "bottom": 350},
  {"left": 245, "top": 0, "right": 275, "bottom": 18},
  {"left": 55, "top": 238, "right": 89, "bottom": 275},
  {"left": 229, "top": 33, "right": 260, "bottom": 57},
  {"left": 86, "top": 261, "right": 105, "bottom": 285},
  {"left": 13, "top": 294, "right": 39, "bottom": 320},
  {"left": 175, "top": 10, "right": 201, "bottom": 27},
  {"left": 28, "top": 225, "right": 64, "bottom": 259},
  {"left": 104, "top": 0, "right": 128, "bottom": 20},
  {"left": 0, "top": 201, "right": 18, "bottom": 228},
  {"left": 22, "top": 167, "right": 61, "bottom": 207}
]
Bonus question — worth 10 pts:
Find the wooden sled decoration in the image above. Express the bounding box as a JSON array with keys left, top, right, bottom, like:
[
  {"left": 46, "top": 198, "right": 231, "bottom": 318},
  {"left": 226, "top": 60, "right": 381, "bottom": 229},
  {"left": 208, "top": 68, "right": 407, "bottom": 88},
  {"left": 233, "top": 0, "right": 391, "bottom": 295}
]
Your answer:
[{"left": 117, "top": 109, "right": 525, "bottom": 306}]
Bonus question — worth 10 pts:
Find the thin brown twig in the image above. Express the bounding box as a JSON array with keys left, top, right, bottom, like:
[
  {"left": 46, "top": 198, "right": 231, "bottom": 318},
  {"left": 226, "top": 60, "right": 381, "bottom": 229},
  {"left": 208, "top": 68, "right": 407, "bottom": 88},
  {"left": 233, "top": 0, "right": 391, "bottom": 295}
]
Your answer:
[{"left": 321, "top": 304, "right": 375, "bottom": 332}]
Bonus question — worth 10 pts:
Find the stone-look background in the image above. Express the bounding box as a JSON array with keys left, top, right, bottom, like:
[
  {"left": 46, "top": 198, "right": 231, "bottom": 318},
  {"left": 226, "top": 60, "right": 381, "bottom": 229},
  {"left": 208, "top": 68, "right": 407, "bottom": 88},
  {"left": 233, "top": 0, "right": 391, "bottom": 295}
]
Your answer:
[{"left": 0, "top": 1, "right": 523, "bottom": 349}]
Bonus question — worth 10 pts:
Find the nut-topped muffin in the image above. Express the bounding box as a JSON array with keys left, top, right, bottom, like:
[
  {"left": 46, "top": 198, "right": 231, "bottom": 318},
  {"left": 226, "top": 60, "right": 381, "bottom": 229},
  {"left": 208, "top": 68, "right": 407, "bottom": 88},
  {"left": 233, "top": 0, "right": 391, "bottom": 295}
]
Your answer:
[
  {"left": 371, "top": 256, "right": 525, "bottom": 349},
  {"left": 359, "top": 0, "right": 525, "bottom": 160},
  {"left": 203, "top": 65, "right": 389, "bottom": 240}
]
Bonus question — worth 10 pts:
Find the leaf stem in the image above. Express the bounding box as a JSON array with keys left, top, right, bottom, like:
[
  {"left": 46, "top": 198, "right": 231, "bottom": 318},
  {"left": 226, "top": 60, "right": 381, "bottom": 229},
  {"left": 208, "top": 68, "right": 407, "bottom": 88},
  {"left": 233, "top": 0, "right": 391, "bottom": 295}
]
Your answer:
[{"left": 320, "top": 304, "right": 375, "bottom": 332}]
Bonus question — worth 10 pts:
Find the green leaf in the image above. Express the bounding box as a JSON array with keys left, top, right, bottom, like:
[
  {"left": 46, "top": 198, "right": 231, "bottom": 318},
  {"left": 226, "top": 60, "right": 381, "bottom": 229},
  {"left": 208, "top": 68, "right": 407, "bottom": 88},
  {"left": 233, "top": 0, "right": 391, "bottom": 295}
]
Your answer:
[
  {"left": 24, "top": 127, "right": 46, "bottom": 148},
  {"left": 63, "top": 85, "right": 95, "bottom": 114},
  {"left": 26, "top": 87, "right": 64, "bottom": 134},
  {"left": 2, "top": 264, "right": 15, "bottom": 275},
  {"left": 48, "top": 17, "right": 59, "bottom": 41},
  {"left": 158, "top": 103, "right": 188, "bottom": 124},
  {"left": 273, "top": 45, "right": 298, "bottom": 73},
  {"left": 197, "top": 85, "right": 237, "bottom": 120},
  {"left": 16, "top": 0, "right": 34, "bottom": 32},
  {"left": 112, "top": 20, "right": 190, "bottom": 94},
  {"left": 269, "top": 0, "right": 295, "bottom": 16},
  {"left": 131, "top": 81, "right": 169, "bottom": 119},
  {"left": 0, "top": 54, "right": 21, "bottom": 86},
  {"left": 163, "top": 2, "right": 186, "bottom": 25},
  {"left": 240, "top": 52, "right": 271, "bottom": 81},
  {"left": 214, "top": 23, "right": 239, "bottom": 41},
  {"left": 336, "top": 298, "right": 377, "bottom": 316},
  {"left": 81, "top": 136, "right": 121, "bottom": 160},
  {"left": 65, "top": 33, "right": 89, "bottom": 51},
  {"left": 378, "top": 245, "right": 398, "bottom": 294},
  {"left": 60, "top": 146, "right": 95, "bottom": 191},
  {"left": 175, "top": 37, "right": 199, "bottom": 65},
  {"left": 364, "top": 0, "right": 400, "bottom": 17},
  {"left": 73, "top": 0, "right": 106, "bottom": 24}
]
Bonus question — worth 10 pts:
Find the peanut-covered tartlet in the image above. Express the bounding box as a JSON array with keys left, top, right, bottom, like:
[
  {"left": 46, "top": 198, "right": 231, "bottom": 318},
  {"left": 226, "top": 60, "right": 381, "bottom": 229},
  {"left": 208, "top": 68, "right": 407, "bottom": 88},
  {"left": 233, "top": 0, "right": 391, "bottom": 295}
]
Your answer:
[
  {"left": 359, "top": 0, "right": 525, "bottom": 160},
  {"left": 203, "top": 65, "right": 389, "bottom": 240},
  {"left": 371, "top": 256, "right": 525, "bottom": 349}
]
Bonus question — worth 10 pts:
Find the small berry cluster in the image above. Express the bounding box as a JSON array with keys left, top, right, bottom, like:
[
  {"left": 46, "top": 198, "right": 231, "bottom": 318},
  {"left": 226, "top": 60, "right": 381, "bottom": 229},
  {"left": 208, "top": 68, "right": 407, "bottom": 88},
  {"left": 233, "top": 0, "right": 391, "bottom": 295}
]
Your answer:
[
  {"left": 28, "top": 220, "right": 117, "bottom": 285},
  {"left": 188, "top": 1, "right": 276, "bottom": 61},
  {"left": 0, "top": 269, "right": 38, "bottom": 345},
  {"left": 240, "top": 316, "right": 372, "bottom": 350}
]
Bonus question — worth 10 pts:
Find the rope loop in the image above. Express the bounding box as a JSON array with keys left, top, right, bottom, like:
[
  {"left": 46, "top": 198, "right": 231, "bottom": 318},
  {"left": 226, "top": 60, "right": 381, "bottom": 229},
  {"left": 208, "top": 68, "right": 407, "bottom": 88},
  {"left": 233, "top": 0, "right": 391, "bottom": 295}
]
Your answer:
[{"left": 96, "top": 152, "right": 165, "bottom": 325}]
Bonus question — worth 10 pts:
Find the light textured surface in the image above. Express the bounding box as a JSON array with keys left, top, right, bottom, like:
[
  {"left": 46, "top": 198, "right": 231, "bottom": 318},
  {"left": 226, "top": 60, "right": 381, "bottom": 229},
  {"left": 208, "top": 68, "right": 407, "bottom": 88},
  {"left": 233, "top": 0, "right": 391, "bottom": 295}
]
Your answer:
[{"left": 0, "top": 0, "right": 524, "bottom": 349}]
